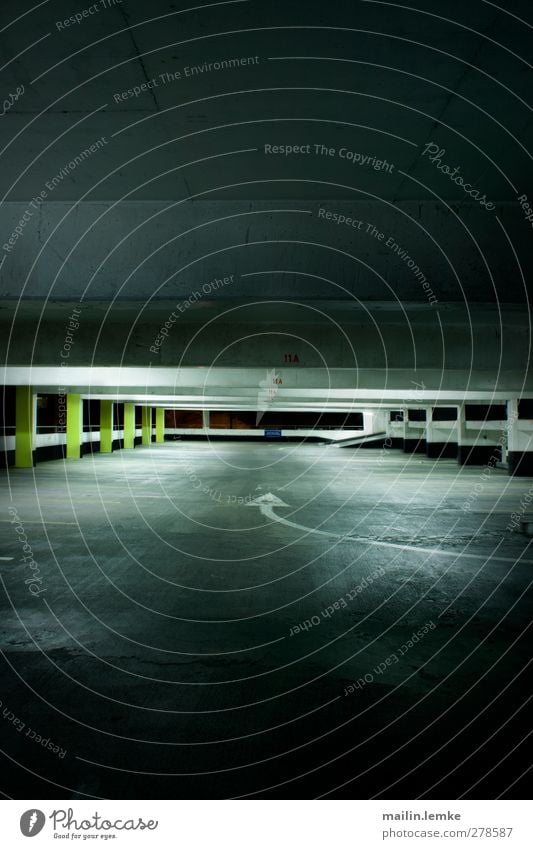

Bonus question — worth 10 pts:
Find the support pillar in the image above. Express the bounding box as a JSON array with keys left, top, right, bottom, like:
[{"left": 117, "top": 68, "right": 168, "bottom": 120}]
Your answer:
[
  {"left": 141, "top": 407, "right": 151, "bottom": 446},
  {"left": 401, "top": 408, "right": 407, "bottom": 450},
  {"left": 155, "top": 408, "right": 164, "bottom": 443},
  {"left": 507, "top": 399, "right": 533, "bottom": 476},
  {"left": 457, "top": 404, "right": 467, "bottom": 463},
  {"left": 100, "top": 400, "right": 113, "bottom": 453},
  {"left": 386, "top": 410, "right": 404, "bottom": 449},
  {"left": 403, "top": 409, "right": 427, "bottom": 453},
  {"left": 425, "top": 413, "right": 434, "bottom": 455},
  {"left": 202, "top": 409, "right": 210, "bottom": 430},
  {"left": 66, "top": 394, "right": 82, "bottom": 459},
  {"left": 123, "top": 403, "right": 135, "bottom": 449},
  {"left": 457, "top": 402, "right": 475, "bottom": 465},
  {"left": 15, "top": 386, "right": 34, "bottom": 468},
  {"left": 426, "top": 408, "right": 458, "bottom": 458},
  {"left": 458, "top": 403, "right": 503, "bottom": 466}
]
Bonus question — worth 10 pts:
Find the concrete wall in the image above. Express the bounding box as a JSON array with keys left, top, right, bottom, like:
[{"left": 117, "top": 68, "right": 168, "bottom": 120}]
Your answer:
[
  {"left": 0, "top": 201, "right": 530, "bottom": 304},
  {"left": 1, "top": 302, "right": 529, "bottom": 380}
]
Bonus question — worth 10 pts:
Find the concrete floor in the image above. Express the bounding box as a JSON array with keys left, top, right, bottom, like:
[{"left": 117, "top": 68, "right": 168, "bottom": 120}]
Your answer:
[{"left": 1, "top": 441, "right": 531, "bottom": 799}]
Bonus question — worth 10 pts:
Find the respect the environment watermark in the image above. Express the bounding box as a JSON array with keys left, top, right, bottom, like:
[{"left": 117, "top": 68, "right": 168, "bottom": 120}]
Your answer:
[
  {"left": 2, "top": 138, "right": 108, "bottom": 255},
  {"left": 113, "top": 56, "right": 260, "bottom": 103},
  {"left": 318, "top": 208, "right": 438, "bottom": 305}
]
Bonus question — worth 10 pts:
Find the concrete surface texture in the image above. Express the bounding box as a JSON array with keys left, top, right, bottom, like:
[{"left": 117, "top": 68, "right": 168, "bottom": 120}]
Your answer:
[
  {"left": 1, "top": 0, "right": 533, "bottom": 805},
  {"left": 0, "top": 441, "right": 531, "bottom": 798}
]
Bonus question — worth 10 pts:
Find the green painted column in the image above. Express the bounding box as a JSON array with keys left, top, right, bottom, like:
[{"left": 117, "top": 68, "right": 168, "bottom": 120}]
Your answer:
[
  {"left": 124, "top": 403, "right": 135, "bottom": 449},
  {"left": 100, "top": 400, "right": 113, "bottom": 453},
  {"left": 141, "top": 406, "right": 151, "bottom": 446},
  {"left": 66, "top": 394, "right": 82, "bottom": 459},
  {"left": 155, "top": 408, "right": 164, "bottom": 443},
  {"left": 15, "top": 386, "right": 34, "bottom": 468}
]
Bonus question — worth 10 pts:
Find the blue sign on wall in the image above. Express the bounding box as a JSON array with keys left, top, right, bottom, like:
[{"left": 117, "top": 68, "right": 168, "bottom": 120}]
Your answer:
[{"left": 264, "top": 429, "right": 282, "bottom": 438}]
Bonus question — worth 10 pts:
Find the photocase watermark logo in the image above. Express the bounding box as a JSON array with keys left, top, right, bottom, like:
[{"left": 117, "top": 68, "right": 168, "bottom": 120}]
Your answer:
[
  {"left": 18, "top": 807, "right": 159, "bottom": 838},
  {"left": 256, "top": 368, "right": 282, "bottom": 425},
  {"left": 1, "top": 84, "right": 25, "bottom": 117},
  {"left": 421, "top": 143, "right": 495, "bottom": 211},
  {"left": 20, "top": 809, "right": 45, "bottom": 837}
]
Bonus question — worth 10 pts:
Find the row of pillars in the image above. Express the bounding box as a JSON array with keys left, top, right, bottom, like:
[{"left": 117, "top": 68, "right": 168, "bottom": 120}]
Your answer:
[
  {"left": 392, "top": 401, "right": 533, "bottom": 475},
  {"left": 14, "top": 388, "right": 165, "bottom": 468}
]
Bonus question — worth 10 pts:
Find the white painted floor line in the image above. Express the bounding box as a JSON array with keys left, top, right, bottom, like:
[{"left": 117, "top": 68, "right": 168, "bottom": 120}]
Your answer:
[
  {"left": 256, "top": 503, "right": 532, "bottom": 566},
  {"left": 2, "top": 497, "right": 122, "bottom": 503},
  {"left": 123, "top": 495, "right": 173, "bottom": 499},
  {"left": 0, "top": 556, "right": 14, "bottom": 561}
]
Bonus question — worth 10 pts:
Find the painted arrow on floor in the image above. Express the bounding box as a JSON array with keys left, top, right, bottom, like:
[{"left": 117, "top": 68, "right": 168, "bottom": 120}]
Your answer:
[
  {"left": 246, "top": 492, "right": 290, "bottom": 510},
  {"left": 246, "top": 493, "right": 532, "bottom": 565}
]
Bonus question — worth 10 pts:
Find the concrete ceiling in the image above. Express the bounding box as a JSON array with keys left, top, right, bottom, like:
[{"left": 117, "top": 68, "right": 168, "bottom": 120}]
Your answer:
[
  {"left": 1, "top": 0, "right": 532, "bottom": 202},
  {"left": 1, "top": 0, "right": 532, "bottom": 405}
]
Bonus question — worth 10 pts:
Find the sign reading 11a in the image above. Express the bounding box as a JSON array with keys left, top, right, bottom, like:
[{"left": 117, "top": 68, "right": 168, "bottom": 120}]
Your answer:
[{"left": 283, "top": 353, "right": 300, "bottom": 363}]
